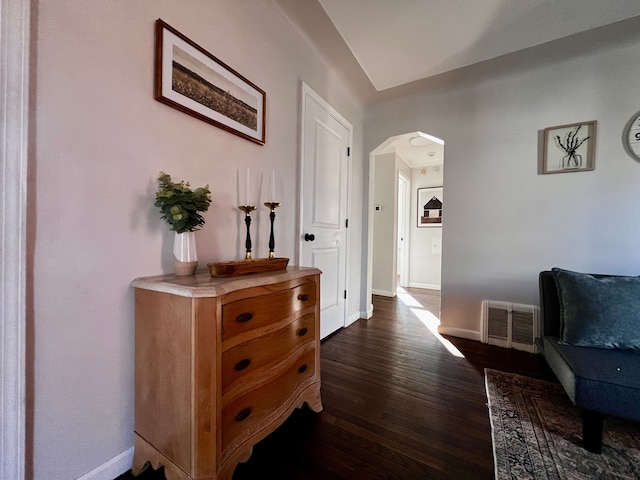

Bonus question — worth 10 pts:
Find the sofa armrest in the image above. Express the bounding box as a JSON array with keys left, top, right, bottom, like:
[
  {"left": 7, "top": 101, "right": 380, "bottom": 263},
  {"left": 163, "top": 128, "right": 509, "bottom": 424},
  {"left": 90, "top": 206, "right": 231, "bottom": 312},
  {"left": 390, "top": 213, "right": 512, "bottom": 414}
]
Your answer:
[{"left": 539, "top": 271, "right": 561, "bottom": 337}]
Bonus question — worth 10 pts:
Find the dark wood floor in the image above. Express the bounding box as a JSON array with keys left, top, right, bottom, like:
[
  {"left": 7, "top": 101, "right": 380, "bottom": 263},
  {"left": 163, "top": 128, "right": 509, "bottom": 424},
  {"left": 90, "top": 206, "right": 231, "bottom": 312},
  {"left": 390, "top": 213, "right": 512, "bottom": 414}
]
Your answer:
[{"left": 118, "top": 289, "right": 555, "bottom": 480}]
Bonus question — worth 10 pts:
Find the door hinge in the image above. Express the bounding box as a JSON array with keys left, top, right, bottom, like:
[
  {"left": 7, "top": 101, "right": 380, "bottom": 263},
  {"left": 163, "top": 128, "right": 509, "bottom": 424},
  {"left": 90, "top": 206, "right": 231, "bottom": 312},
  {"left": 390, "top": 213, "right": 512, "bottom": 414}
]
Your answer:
[
  {"left": 345, "top": 219, "right": 349, "bottom": 228},
  {"left": 347, "top": 147, "right": 351, "bottom": 157},
  {"left": 344, "top": 290, "right": 347, "bottom": 299}
]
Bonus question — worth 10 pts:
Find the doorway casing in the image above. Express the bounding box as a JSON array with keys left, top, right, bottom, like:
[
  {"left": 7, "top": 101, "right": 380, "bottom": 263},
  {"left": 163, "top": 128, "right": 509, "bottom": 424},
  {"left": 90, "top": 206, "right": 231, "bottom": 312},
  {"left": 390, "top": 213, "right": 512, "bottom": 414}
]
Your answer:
[
  {"left": 397, "top": 171, "right": 410, "bottom": 288},
  {"left": 1, "top": 0, "right": 30, "bottom": 478},
  {"left": 366, "top": 132, "right": 444, "bottom": 316}
]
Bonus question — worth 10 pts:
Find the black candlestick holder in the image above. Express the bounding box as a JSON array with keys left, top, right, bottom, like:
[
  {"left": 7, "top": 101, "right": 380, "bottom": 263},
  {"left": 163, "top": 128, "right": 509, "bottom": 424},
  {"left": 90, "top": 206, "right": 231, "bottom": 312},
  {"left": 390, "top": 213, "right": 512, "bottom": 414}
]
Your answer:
[
  {"left": 264, "top": 202, "right": 281, "bottom": 258},
  {"left": 238, "top": 205, "right": 257, "bottom": 259}
]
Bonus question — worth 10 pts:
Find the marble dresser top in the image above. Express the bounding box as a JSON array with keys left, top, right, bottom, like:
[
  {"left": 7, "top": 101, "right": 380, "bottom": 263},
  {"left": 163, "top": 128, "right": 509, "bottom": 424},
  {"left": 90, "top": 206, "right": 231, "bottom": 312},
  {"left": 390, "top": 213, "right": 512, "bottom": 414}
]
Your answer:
[{"left": 131, "top": 266, "right": 321, "bottom": 298}]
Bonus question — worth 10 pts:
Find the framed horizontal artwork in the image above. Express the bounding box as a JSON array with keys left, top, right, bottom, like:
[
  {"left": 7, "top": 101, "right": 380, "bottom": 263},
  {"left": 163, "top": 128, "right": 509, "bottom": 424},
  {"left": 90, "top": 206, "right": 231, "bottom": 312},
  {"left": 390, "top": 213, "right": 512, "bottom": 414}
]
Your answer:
[
  {"left": 155, "top": 19, "right": 266, "bottom": 145},
  {"left": 417, "top": 187, "right": 443, "bottom": 228},
  {"left": 542, "top": 120, "right": 596, "bottom": 174}
]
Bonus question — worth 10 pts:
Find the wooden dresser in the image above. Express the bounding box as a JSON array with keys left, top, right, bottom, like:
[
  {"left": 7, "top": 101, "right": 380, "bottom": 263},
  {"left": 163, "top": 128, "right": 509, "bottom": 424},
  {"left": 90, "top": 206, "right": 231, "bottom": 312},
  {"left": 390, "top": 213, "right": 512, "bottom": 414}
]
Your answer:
[{"left": 130, "top": 267, "right": 322, "bottom": 480}]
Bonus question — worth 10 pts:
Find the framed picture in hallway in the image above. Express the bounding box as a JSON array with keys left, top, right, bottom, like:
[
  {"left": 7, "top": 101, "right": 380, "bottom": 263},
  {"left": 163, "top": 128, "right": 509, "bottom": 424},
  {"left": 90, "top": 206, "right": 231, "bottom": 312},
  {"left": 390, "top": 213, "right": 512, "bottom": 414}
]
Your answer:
[
  {"left": 542, "top": 120, "right": 596, "bottom": 174},
  {"left": 154, "top": 19, "right": 266, "bottom": 145},
  {"left": 417, "top": 187, "right": 443, "bottom": 227}
]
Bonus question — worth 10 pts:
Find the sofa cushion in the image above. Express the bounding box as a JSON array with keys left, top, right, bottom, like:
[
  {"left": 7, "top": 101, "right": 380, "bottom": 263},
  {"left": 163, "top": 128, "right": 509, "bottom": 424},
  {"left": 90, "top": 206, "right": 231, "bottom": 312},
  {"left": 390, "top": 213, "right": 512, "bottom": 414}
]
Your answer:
[
  {"left": 552, "top": 268, "right": 640, "bottom": 350},
  {"left": 541, "top": 336, "right": 640, "bottom": 421}
]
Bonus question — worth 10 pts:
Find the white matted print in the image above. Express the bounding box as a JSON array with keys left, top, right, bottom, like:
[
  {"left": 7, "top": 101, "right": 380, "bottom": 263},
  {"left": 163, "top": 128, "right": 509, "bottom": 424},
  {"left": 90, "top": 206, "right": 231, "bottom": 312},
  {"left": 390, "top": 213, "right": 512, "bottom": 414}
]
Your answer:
[
  {"left": 542, "top": 121, "right": 596, "bottom": 174},
  {"left": 417, "top": 187, "right": 443, "bottom": 228},
  {"left": 155, "top": 19, "right": 266, "bottom": 145}
]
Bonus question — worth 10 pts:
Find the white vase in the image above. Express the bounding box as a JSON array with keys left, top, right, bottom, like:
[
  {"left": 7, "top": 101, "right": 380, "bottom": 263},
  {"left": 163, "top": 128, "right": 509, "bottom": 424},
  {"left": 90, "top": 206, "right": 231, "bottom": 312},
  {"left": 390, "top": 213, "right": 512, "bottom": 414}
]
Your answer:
[{"left": 173, "top": 231, "right": 198, "bottom": 276}]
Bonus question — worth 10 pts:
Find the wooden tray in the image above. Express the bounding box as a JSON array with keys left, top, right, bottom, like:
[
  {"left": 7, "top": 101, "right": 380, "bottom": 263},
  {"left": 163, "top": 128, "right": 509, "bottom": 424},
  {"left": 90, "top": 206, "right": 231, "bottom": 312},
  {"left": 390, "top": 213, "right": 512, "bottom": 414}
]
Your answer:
[{"left": 207, "top": 257, "right": 289, "bottom": 277}]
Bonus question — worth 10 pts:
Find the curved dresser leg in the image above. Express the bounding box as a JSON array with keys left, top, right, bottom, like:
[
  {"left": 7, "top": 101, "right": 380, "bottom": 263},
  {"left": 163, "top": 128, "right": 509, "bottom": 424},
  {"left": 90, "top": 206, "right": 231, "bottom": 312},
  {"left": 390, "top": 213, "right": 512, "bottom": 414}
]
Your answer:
[{"left": 304, "top": 382, "right": 323, "bottom": 412}]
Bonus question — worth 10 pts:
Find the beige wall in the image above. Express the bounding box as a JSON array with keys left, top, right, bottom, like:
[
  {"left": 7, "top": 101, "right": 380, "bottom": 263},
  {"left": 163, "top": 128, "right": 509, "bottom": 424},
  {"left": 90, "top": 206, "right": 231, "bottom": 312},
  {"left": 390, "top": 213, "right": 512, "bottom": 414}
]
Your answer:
[
  {"left": 31, "top": 1, "right": 364, "bottom": 478},
  {"left": 365, "top": 23, "right": 640, "bottom": 339},
  {"left": 371, "top": 152, "right": 413, "bottom": 295},
  {"left": 371, "top": 153, "right": 395, "bottom": 295},
  {"left": 30, "top": 2, "right": 640, "bottom": 477},
  {"left": 410, "top": 165, "right": 444, "bottom": 289}
]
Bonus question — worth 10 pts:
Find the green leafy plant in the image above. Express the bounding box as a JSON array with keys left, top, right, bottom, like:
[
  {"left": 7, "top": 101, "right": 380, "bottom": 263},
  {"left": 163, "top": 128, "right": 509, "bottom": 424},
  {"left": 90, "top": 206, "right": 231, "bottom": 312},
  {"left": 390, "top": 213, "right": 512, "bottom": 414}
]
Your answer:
[{"left": 154, "top": 172, "right": 212, "bottom": 233}]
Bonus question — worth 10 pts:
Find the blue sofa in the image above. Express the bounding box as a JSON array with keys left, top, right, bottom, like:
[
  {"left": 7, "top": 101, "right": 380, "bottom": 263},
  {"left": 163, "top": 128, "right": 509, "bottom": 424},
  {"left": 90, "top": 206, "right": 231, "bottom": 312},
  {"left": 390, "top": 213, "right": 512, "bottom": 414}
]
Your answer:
[{"left": 538, "top": 269, "right": 640, "bottom": 453}]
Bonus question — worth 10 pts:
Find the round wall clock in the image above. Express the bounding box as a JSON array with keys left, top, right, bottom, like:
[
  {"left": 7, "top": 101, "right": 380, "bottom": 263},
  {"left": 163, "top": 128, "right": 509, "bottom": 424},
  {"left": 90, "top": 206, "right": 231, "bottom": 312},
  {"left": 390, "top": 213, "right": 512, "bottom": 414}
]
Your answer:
[{"left": 623, "top": 110, "right": 640, "bottom": 162}]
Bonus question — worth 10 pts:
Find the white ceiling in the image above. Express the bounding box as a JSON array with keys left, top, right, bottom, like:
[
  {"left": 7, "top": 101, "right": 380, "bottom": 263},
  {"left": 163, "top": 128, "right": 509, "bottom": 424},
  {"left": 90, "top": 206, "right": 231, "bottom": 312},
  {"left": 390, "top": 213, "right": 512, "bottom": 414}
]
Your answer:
[
  {"left": 274, "top": 0, "right": 640, "bottom": 167},
  {"left": 376, "top": 132, "right": 444, "bottom": 168},
  {"left": 317, "top": 0, "right": 640, "bottom": 91}
]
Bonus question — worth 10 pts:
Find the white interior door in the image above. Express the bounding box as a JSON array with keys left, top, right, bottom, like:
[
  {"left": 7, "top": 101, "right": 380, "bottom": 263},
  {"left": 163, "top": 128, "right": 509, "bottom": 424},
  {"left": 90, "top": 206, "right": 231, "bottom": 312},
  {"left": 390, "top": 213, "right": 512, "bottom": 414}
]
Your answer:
[
  {"left": 397, "top": 173, "right": 409, "bottom": 288},
  {"left": 300, "top": 84, "right": 351, "bottom": 339}
]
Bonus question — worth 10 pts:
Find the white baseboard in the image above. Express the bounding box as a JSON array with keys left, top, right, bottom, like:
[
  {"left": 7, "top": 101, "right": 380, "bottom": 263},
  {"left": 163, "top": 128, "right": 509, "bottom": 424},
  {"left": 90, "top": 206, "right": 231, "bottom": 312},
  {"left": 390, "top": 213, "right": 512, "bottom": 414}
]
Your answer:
[
  {"left": 360, "top": 303, "right": 373, "bottom": 319},
  {"left": 372, "top": 289, "right": 395, "bottom": 297},
  {"left": 76, "top": 447, "right": 133, "bottom": 480},
  {"left": 408, "top": 282, "right": 441, "bottom": 291},
  {"left": 437, "top": 325, "right": 482, "bottom": 342},
  {"left": 346, "top": 311, "right": 360, "bottom": 326}
]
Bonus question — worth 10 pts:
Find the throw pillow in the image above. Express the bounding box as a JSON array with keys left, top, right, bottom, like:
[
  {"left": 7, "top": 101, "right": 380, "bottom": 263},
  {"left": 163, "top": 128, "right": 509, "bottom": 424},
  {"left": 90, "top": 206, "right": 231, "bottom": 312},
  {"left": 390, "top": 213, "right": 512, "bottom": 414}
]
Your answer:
[{"left": 552, "top": 268, "right": 640, "bottom": 350}]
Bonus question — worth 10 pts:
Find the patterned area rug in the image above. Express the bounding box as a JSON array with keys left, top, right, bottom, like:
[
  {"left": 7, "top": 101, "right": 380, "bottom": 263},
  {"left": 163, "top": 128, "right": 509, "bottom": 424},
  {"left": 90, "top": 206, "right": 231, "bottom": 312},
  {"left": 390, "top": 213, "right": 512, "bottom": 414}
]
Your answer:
[{"left": 485, "top": 369, "right": 640, "bottom": 479}]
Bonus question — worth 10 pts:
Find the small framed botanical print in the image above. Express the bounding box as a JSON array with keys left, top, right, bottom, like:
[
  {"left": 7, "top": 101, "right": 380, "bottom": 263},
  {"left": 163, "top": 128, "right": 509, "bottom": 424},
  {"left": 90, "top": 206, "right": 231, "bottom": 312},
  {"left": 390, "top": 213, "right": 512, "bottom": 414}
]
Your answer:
[{"left": 542, "top": 121, "right": 596, "bottom": 174}]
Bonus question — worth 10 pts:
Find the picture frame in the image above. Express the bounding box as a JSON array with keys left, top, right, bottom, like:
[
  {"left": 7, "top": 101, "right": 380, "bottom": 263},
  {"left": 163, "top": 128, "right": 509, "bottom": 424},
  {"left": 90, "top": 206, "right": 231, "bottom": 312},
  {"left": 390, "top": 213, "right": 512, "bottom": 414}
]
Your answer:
[
  {"left": 154, "top": 19, "right": 266, "bottom": 145},
  {"left": 542, "top": 120, "right": 596, "bottom": 174},
  {"left": 417, "top": 187, "right": 443, "bottom": 228}
]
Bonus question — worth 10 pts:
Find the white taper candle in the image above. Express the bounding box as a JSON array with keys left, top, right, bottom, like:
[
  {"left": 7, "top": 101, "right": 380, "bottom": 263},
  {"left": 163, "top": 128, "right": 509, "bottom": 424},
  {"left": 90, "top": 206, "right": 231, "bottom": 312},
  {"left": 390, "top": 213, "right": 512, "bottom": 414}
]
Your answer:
[
  {"left": 271, "top": 170, "right": 276, "bottom": 203},
  {"left": 245, "top": 167, "right": 250, "bottom": 205}
]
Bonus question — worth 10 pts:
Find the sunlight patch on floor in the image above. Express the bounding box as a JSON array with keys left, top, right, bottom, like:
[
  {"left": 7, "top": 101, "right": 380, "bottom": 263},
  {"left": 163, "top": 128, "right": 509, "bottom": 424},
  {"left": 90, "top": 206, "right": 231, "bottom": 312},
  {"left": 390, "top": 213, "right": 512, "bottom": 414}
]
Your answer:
[
  {"left": 396, "top": 286, "right": 424, "bottom": 308},
  {"left": 397, "top": 287, "right": 465, "bottom": 358},
  {"left": 410, "top": 308, "right": 465, "bottom": 358}
]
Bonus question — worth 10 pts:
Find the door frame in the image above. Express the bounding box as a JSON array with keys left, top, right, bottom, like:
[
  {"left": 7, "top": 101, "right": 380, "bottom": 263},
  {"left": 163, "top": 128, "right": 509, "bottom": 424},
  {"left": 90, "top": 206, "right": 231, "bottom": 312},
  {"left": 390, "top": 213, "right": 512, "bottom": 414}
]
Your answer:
[
  {"left": 367, "top": 132, "right": 444, "bottom": 317},
  {"left": 397, "top": 171, "right": 410, "bottom": 288},
  {"left": 298, "top": 82, "right": 353, "bottom": 329},
  {"left": 1, "top": 0, "right": 30, "bottom": 478}
]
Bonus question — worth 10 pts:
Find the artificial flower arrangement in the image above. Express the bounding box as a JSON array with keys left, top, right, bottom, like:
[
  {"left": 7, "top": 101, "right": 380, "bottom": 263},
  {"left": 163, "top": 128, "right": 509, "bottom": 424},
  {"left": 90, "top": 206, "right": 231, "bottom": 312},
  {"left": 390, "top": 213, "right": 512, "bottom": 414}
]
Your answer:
[{"left": 155, "top": 172, "right": 212, "bottom": 233}]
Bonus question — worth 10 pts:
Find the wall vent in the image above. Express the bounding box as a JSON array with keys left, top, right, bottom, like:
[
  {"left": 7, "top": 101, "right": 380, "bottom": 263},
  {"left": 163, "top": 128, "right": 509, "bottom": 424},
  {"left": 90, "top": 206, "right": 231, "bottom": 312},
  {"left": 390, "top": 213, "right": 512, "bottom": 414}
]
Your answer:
[{"left": 481, "top": 300, "right": 539, "bottom": 353}]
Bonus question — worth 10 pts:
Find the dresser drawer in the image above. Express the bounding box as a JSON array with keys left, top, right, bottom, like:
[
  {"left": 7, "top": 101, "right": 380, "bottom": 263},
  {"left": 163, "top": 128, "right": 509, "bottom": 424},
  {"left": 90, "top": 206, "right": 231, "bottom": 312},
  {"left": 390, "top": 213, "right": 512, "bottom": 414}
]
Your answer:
[
  {"left": 221, "top": 313, "right": 315, "bottom": 394},
  {"left": 220, "top": 347, "right": 316, "bottom": 457},
  {"left": 222, "top": 280, "right": 316, "bottom": 341}
]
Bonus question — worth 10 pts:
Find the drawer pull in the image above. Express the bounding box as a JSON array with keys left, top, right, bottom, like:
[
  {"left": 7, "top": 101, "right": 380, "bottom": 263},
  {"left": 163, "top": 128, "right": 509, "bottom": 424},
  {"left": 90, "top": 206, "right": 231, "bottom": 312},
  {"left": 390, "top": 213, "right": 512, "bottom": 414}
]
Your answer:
[
  {"left": 236, "top": 312, "right": 253, "bottom": 323},
  {"left": 298, "top": 364, "right": 308, "bottom": 374},
  {"left": 235, "top": 359, "right": 251, "bottom": 371},
  {"left": 298, "top": 327, "right": 308, "bottom": 336},
  {"left": 298, "top": 294, "right": 309, "bottom": 301},
  {"left": 235, "top": 408, "right": 251, "bottom": 422}
]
